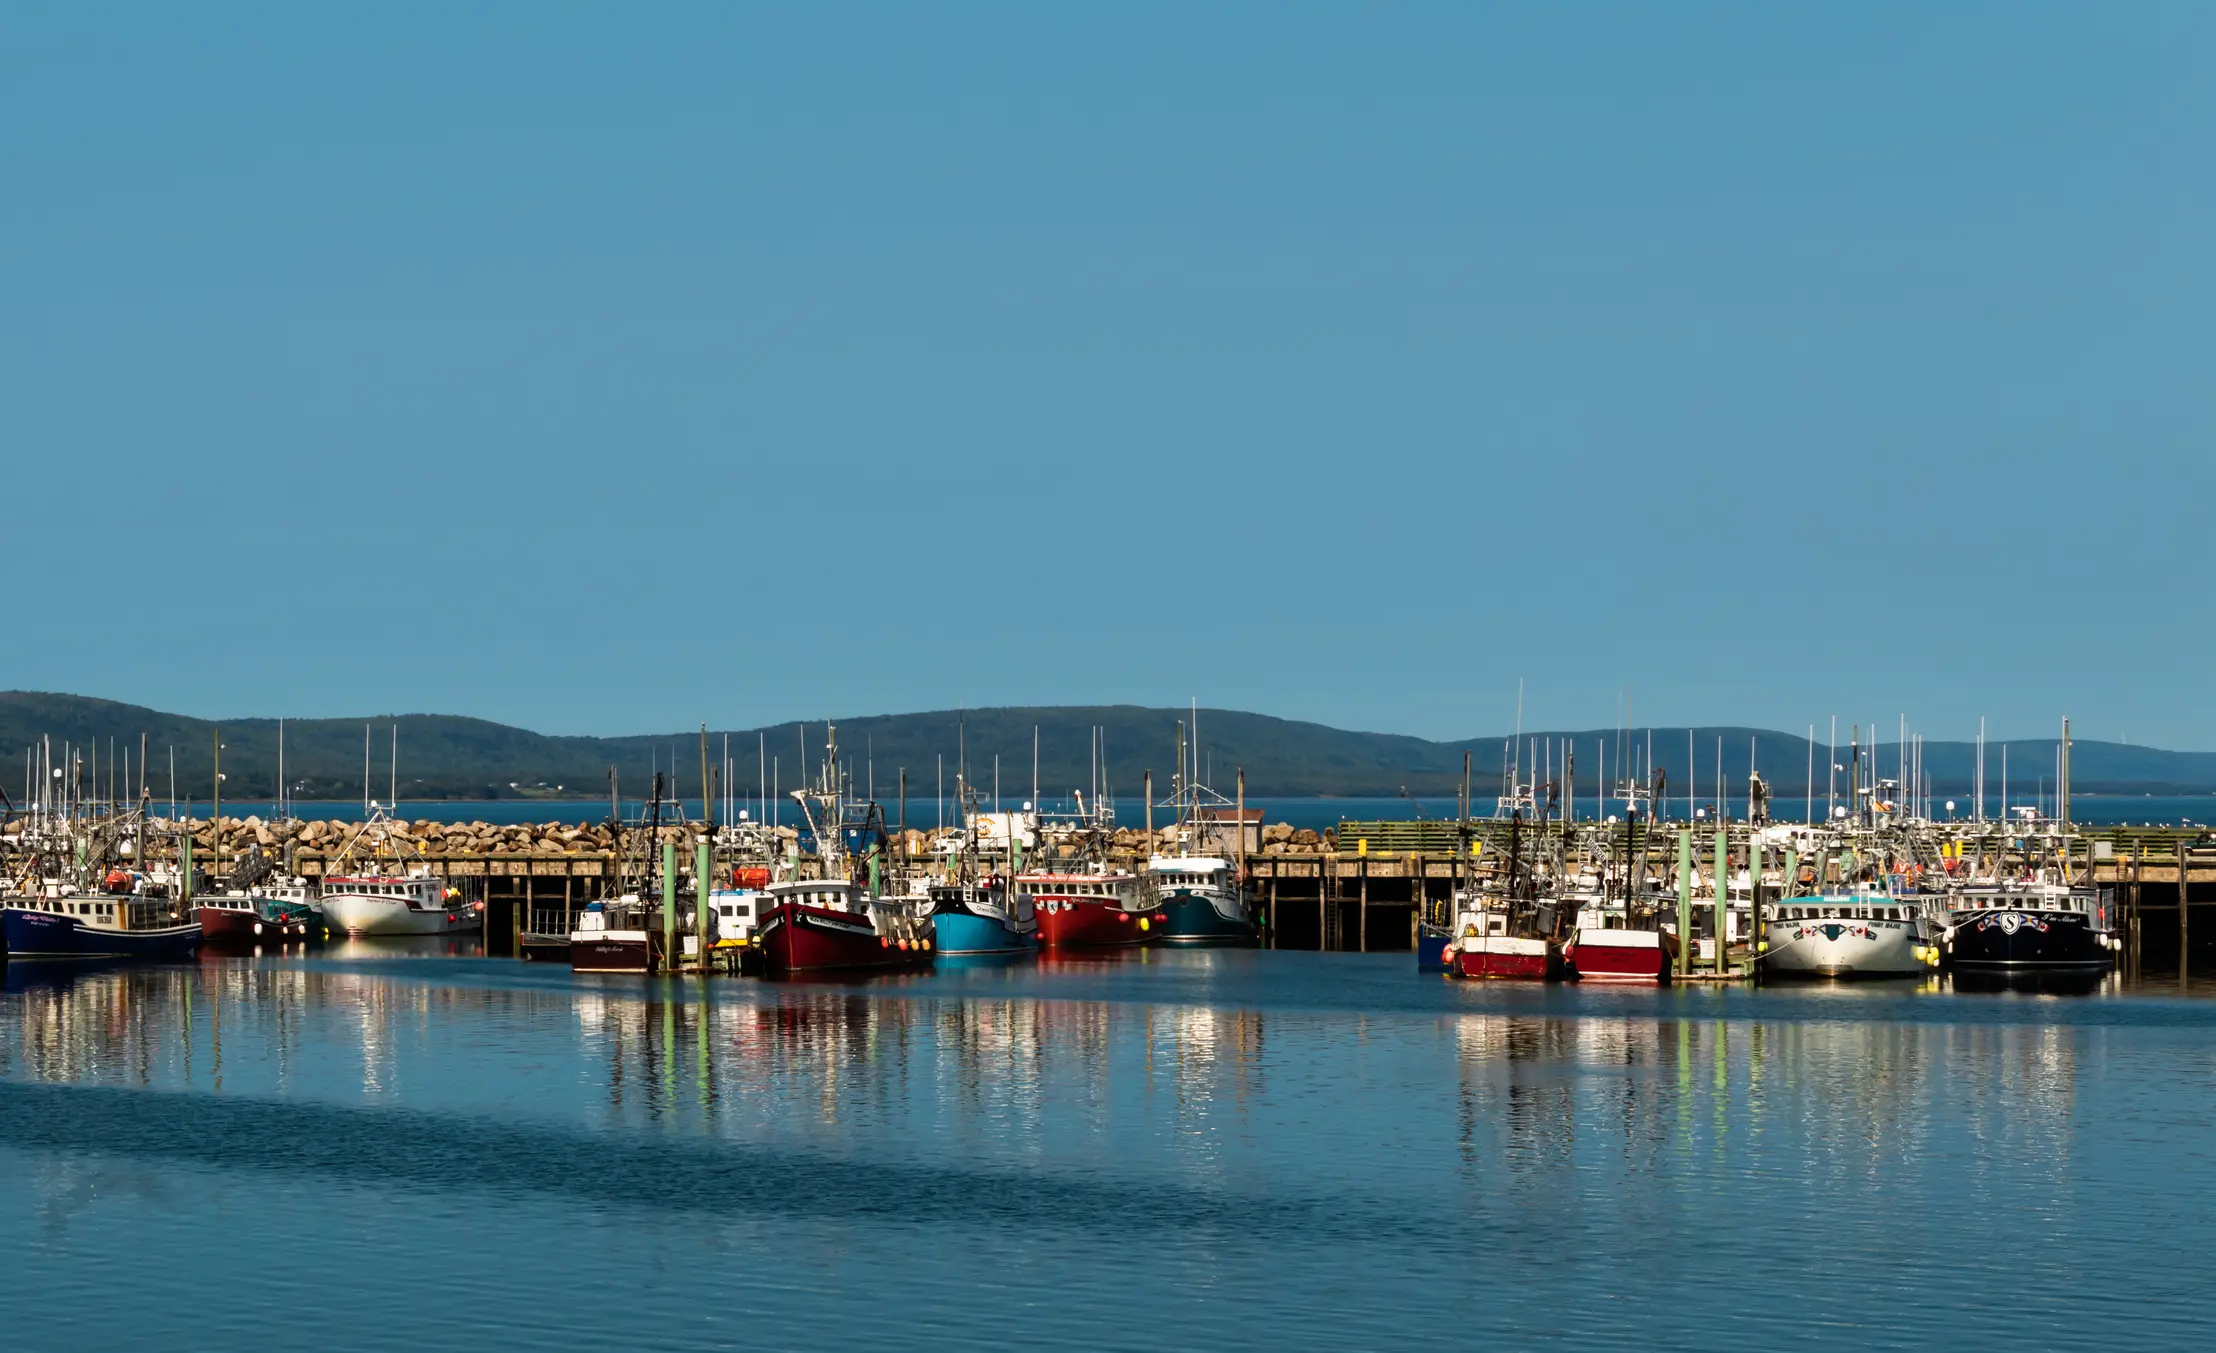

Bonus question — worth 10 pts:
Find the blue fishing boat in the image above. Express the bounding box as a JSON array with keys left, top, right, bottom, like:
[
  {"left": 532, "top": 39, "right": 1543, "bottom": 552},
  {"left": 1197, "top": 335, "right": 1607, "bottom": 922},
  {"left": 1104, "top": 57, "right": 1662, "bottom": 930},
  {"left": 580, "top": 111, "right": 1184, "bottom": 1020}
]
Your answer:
[
  {"left": 927, "top": 879, "right": 1037, "bottom": 955},
  {"left": 1416, "top": 922, "right": 1455, "bottom": 971},
  {"left": 4, "top": 894, "right": 202, "bottom": 961},
  {"left": 1149, "top": 856, "right": 1257, "bottom": 946},
  {"left": 923, "top": 742, "right": 1037, "bottom": 958},
  {"left": 1146, "top": 708, "right": 1259, "bottom": 947}
]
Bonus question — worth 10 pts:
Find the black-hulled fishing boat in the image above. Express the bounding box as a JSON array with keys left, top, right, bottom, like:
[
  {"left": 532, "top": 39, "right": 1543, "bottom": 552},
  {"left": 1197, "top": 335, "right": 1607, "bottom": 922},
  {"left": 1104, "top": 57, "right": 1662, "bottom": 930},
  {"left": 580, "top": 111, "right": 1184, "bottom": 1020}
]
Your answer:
[
  {"left": 1943, "top": 879, "right": 2116, "bottom": 978},
  {"left": 1146, "top": 710, "right": 1258, "bottom": 947}
]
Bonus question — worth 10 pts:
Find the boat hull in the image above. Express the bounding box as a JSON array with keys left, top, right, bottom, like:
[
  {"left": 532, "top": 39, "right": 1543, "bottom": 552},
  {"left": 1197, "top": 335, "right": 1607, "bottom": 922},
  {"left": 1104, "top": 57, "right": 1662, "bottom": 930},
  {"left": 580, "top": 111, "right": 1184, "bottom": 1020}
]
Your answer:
[
  {"left": 1416, "top": 926, "right": 1454, "bottom": 972},
  {"left": 757, "top": 902, "right": 931, "bottom": 975},
  {"left": 1943, "top": 909, "right": 2114, "bottom": 975},
  {"left": 4, "top": 908, "right": 202, "bottom": 961},
  {"left": 320, "top": 893, "right": 476, "bottom": 936},
  {"left": 1037, "top": 897, "right": 1154, "bottom": 948},
  {"left": 929, "top": 909, "right": 1036, "bottom": 956},
  {"left": 197, "top": 905, "right": 311, "bottom": 945},
  {"left": 1763, "top": 917, "right": 1933, "bottom": 979},
  {"left": 570, "top": 931, "right": 656, "bottom": 973},
  {"left": 1568, "top": 929, "right": 1672, "bottom": 983},
  {"left": 520, "top": 933, "right": 573, "bottom": 963},
  {"left": 1450, "top": 935, "right": 1563, "bottom": 981},
  {"left": 1156, "top": 892, "right": 1257, "bottom": 946}
]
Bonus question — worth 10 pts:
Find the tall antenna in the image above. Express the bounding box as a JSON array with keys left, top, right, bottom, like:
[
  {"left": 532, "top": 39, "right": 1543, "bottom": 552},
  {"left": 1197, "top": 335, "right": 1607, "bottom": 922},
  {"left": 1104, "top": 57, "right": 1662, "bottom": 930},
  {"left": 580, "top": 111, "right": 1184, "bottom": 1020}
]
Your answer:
[{"left": 1191, "top": 698, "right": 1200, "bottom": 789}]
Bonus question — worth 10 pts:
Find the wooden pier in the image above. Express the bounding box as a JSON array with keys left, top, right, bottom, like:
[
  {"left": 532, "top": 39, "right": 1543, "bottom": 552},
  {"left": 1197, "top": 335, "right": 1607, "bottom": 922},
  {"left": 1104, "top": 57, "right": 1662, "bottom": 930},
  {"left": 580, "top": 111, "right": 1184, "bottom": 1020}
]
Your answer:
[{"left": 8, "top": 811, "right": 2209, "bottom": 976}]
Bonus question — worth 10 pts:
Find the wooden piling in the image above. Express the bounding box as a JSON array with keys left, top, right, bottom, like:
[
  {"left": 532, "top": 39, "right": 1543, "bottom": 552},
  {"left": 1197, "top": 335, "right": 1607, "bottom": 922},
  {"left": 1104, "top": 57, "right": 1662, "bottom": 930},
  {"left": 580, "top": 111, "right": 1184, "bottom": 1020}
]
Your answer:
[
  {"left": 2180, "top": 837, "right": 2191, "bottom": 986},
  {"left": 1712, "top": 828, "right": 1728, "bottom": 975},
  {"left": 2130, "top": 842, "right": 2142, "bottom": 980},
  {"left": 1676, "top": 828, "right": 1693, "bottom": 980},
  {"left": 1357, "top": 853, "right": 1368, "bottom": 953},
  {"left": 1317, "top": 860, "right": 1328, "bottom": 951}
]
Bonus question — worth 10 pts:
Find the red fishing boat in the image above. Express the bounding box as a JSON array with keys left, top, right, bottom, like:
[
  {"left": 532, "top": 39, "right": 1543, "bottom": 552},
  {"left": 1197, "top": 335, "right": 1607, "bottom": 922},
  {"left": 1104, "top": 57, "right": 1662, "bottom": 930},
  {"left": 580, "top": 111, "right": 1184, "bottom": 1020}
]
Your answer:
[
  {"left": 755, "top": 879, "right": 932, "bottom": 974},
  {"left": 753, "top": 728, "right": 932, "bottom": 977},
  {"left": 1564, "top": 927, "right": 1673, "bottom": 982},
  {"left": 1451, "top": 933, "right": 1565, "bottom": 980},
  {"left": 1022, "top": 868, "right": 1159, "bottom": 948},
  {"left": 197, "top": 895, "right": 312, "bottom": 946}
]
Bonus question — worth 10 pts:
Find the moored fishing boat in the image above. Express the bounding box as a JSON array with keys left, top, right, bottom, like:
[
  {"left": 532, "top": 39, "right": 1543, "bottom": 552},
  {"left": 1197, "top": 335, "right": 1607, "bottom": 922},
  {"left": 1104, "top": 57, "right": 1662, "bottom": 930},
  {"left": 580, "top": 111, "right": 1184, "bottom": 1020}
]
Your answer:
[
  {"left": 1149, "top": 855, "right": 1256, "bottom": 945},
  {"left": 1445, "top": 753, "right": 1567, "bottom": 981},
  {"left": 4, "top": 891, "right": 201, "bottom": 961},
  {"left": 568, "top": 899, "right": 658, "bottom": 972},
  {"left": 928, "top": 877, "right": 1035, "bottom": 955},
  {"left": 320, "top": 874, "right": 474, "bottom": 936},
  {"left": 196, "top": 893, "right": 312, "bottom": 946},
  {"left": 757, "top": 877, "right": 932, "bottom": 973},
  {"left": 707, "top": 886, "right": 768, "bottom": 953},
  {"left": 754, "top": 725, "right": 933, "bottom": 976},
  {"left": 1024, "top": 767, "right": 1157, "bottom": 949},
  {"left": 1026, "top": 868, "right": 1158, "bottom": 947},
  {"left": 316, "top": 807, "right": 471, "bottom": 936},
  {"left": 1761, "top": 890, "right": 1938, "bottom": 979},
  {"left": 925, "top": 778, "right": 1037, "bottom": 956},
  {"left": 1452, "top": 933, "right": 1564, "bottom": 980},
  {"left": 519, "top": 930, "right": 572, "bottom": 963},
  {"left": 1563, "top": 776, "right": 1675, "bottom": 982},
  {"left": 1416, "top": 920, "right": 1455, "bottom": 971},
  {"left": 1, "top": 776, "right": 199, "bottom": 962},
  {"left": 1144, "top": 711, "right": 1258, "bottom": 947},
  {"left": 1566, "top": 927, "right": 1672, "bottom": 982},
  {"left": 1942, "top": 879, "right": 2116, "bottom": 978}
]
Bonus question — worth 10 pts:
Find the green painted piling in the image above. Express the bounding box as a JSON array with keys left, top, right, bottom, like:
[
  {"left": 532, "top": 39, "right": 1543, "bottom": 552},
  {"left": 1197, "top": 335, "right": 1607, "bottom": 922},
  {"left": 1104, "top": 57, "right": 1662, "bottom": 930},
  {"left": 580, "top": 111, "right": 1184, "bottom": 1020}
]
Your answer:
[
  {"left": 1713, "top": 828, "right": 1729, "bottom": 975},
  {"left": 1677, "top": 828, "right": 1693, "bottom": 979},
  {"left": 695, "top": 839, "right": 713, "bottom": 971},
  {"left": 662, "top": 841, "right": 678, "bottom": 972}
]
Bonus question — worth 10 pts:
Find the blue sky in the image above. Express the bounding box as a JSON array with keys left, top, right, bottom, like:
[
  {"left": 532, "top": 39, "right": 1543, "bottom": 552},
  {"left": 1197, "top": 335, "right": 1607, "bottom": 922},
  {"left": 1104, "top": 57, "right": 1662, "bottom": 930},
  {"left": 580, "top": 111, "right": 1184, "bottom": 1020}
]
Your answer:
[{"left": 8, "top": 4, "right": 2212, "bottom": 745}]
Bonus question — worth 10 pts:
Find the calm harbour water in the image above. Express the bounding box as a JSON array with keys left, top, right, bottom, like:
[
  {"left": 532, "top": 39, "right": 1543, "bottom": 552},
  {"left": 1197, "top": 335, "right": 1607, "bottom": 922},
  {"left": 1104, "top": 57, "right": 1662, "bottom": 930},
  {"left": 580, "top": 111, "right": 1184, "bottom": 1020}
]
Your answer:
[{"left": 3, "top": 948, "right": 2213, "bottom": 1351}]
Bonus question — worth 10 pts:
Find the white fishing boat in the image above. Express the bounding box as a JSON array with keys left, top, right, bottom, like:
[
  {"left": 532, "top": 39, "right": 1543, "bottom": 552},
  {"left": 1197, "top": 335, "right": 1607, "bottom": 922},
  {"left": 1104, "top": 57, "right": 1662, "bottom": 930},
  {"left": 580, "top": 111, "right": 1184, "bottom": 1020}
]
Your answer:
[
  {"left": 317, "top": 805, "right": 470, "bottom": 936},
  {"left": 1761, "top": 890, "right": 1939, "bottom": 979},
  {"left": 707, "top": 887, "right": 769, "bottom": 948},
  {"left": 320, "top": 873, "right": 474, "bottom": 936}
]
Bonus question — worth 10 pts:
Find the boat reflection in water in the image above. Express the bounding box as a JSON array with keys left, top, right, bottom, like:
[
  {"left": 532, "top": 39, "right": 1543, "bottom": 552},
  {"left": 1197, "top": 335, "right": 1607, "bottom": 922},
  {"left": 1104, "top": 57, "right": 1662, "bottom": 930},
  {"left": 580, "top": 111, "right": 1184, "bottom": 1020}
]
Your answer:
[{"left": 1, "top": 945, "right": 2210, "bottom": 1353}]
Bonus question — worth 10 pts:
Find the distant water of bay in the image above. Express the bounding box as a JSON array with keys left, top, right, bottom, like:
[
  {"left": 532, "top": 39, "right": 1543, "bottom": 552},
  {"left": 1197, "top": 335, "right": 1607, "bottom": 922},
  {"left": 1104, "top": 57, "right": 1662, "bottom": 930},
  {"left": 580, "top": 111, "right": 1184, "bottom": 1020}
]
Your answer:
[{"left": 194, "top": 795, "right": 2216, "bottom": 833}]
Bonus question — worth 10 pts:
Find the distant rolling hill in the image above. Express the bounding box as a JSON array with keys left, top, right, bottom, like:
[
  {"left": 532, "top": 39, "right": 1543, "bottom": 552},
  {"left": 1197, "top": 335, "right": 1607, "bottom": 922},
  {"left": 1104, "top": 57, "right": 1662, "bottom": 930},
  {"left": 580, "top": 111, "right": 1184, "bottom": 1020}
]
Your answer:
[{"left": 3, "top": 691, "right": 2212, "bottom": 806}]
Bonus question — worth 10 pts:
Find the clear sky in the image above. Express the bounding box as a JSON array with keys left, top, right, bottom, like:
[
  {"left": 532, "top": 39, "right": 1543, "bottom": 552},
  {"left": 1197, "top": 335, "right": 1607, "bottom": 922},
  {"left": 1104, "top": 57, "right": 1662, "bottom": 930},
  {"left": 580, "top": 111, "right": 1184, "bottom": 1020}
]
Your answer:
[{"left": 8, "top": 4, "right": 2212, "bottom": 745}]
